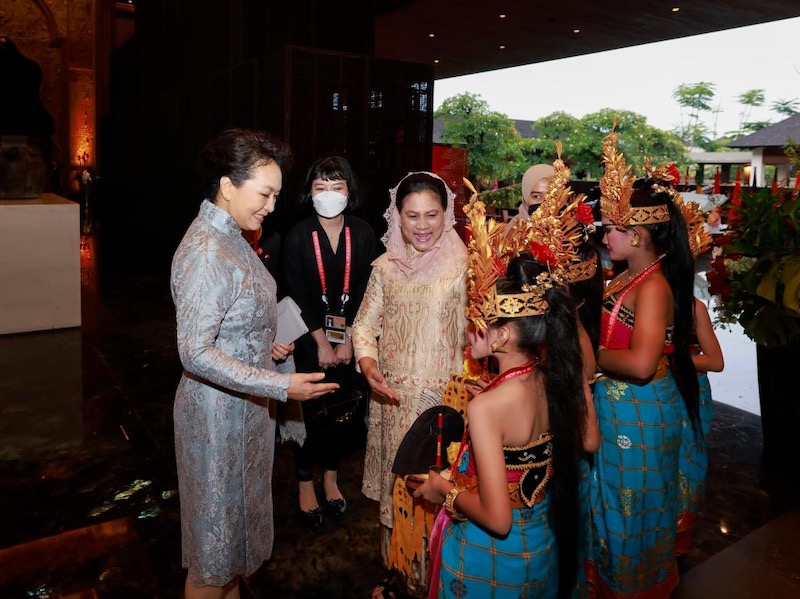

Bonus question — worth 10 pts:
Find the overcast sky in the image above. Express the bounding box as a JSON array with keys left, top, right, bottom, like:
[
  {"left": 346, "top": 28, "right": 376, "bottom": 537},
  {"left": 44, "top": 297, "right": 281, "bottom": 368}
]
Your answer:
[{"left": 433, "top": 16, "right": 800, "bottom": 138}]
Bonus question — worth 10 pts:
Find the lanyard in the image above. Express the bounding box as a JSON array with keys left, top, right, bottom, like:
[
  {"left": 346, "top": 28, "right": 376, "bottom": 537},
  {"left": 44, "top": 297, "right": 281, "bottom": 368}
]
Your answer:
[
  {"left": 602, "top": 260, "right": 662, "bottom": 347},
  {"left": 312, "top": 226, "right": 351, "bottom": 314}
]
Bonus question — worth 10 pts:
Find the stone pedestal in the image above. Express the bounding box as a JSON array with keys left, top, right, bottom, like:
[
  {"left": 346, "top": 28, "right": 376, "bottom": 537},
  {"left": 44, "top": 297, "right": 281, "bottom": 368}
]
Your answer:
[{"left": 0, "top": 193, "right": 81, "bottom": 334}]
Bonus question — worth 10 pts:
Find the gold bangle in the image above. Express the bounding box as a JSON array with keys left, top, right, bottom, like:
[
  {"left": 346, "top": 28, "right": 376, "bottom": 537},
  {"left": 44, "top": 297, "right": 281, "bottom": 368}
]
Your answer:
[{"left": 444, "top": 485, "right": 467, "bottom": 522}]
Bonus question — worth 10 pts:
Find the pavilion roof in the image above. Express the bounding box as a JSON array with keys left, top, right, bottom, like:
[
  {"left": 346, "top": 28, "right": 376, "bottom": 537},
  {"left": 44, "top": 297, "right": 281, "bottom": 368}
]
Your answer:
[{"left": 728, "top": 114, "right": 800, "bottom": 149}]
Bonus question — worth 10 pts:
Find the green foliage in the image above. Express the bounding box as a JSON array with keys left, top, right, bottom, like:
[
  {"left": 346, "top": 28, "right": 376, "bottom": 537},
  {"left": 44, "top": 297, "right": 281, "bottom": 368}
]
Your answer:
[
  {"left": 531, "top": 109, "right": 686, "bottom": 179},
  {"left": 435, "top": 92, "right": 527, "bottom": 184},
  {"left": 772, "top": 98, "right": 799, "bottom": 117},
  {"left": 736, "top": 88, "right": 766, "bottom": 136},
  {"left": 435, "top": 92, "right": 687, "bottom": 186},
  {"left": 672, "top": 82, "right": 716, "bottom": 145}
]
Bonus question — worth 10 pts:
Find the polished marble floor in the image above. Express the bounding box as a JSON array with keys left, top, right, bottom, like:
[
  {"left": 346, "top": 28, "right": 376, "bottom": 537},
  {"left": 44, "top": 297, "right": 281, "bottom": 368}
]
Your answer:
[{"left": 0, "top": 234, "right": 798, "bottom": 598}]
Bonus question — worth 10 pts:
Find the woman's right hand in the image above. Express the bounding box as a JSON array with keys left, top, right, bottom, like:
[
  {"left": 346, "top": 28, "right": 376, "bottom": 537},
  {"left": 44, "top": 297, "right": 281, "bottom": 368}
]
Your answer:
[
  {"left": 359, "top": 358, "right": 401, "bottom": 403},
  {"left": 287, "top": 372, "right": 339, "bottom": 401}
]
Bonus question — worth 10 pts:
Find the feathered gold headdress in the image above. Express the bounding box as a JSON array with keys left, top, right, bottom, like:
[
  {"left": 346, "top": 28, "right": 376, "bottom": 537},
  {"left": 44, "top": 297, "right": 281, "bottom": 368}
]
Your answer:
[
  {"left": 531, "top": 144, "right": 598, "bottom": 284},
  {"left": 600, "top": 128, "right": 670, "bottom": 227},
  {"left": 464, "top": 147, "right": 597, "bottom": 329},
  {"left": 644, "top": 157, "right": 681, "bottom": 199},
  {"left": 463, "top": 179, "right": 546, "bottom": 329},
  {"left": 675, "top": 195, "right": 713, "bottom": 258}
]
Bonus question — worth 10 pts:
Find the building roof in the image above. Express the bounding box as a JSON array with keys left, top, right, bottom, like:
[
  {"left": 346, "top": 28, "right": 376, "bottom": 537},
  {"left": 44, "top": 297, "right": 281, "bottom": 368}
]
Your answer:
[
  {"left": 375, "top": 2, "right": 800, "bottom": 79},
  {"left": 727, "top": 114, "right": 800, "bottom": 149}
]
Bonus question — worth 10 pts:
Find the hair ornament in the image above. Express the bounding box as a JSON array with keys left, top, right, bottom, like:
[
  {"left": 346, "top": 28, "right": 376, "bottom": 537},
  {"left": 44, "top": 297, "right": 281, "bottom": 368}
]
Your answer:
[
  {"left": 463, "top": 178, "right": 547, "bottom": 329},
  {"left": 530, "top": 143, "right": 598, "bottom": 284},
  {"left": 600, "top": 125, "right": 670, "bottom": 227},
  {"left": 643, "top": 157, "right": 682, "bottom": 199},
  {"left": 675, "top": 195, "right": 713, "bottom": 258}
]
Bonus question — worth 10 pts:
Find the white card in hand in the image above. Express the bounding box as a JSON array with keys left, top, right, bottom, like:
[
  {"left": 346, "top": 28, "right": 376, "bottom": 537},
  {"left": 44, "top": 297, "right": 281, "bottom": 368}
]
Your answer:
[{"left": 275, "top": 297, "right": 309, "bottom": 344}]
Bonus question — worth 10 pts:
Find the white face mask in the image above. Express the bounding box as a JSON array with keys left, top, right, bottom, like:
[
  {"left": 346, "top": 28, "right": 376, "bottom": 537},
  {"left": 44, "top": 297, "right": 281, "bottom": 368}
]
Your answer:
[{"left": 312, "top": 190, "right": 348, "bottom": 218}]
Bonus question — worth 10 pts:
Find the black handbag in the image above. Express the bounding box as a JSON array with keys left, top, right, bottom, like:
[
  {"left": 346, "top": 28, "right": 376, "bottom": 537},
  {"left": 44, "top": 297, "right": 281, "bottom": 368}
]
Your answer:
[{"left": 311, "top": 389, "right": 363, "bottom": 426}]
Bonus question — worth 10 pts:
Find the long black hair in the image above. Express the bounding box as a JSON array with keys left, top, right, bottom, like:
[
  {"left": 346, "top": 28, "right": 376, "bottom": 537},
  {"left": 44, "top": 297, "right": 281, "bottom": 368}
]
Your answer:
[
  {"left": 496, "top": 254, "right": 586, "bottom": 598},
  {"left": 631, "top": 178, "right": 700, "bottom": 429},
  {"left": 570, "top": 241, "right": 604, "bottom": 356}
]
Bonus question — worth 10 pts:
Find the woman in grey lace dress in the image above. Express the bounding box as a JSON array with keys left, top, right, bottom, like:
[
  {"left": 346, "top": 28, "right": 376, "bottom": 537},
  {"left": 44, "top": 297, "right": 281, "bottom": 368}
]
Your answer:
[{"left": 171, "top": 128, "right": 339, "bottom": 599}]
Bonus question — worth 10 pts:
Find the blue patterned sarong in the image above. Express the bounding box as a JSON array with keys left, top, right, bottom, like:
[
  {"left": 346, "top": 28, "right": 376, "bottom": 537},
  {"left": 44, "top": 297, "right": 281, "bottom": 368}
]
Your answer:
[
  {"left": 436, "top": 442, "right": 559, "bottom": 599},
  {"left": 438, "top": 499, "right": 558, "bottom": 599},
  {"left": 587, "top": 373, "right": 682, "bottom": 598},
  {"left": 676, "top": 373, "right": 712, "bottom": 553}
]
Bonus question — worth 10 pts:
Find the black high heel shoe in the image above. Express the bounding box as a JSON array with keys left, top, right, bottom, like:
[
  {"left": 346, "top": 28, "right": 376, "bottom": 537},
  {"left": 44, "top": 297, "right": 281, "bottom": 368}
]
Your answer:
[
  {"left": 326, "top": 497, "right": 347, "bottom": 517},
  {"left": 299, "top": 506, "right": 324, "bottom": 527}
]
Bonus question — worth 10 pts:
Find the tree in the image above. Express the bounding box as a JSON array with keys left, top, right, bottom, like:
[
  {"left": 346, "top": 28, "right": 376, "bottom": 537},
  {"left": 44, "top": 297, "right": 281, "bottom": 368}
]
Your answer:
[
  {"left": 672, "top": 82, "right": 716, "bottom": 146},
  {"left": 531, "top": 109, "right": 686, "bottom": 179},
  {"left": 737, "top": 88, "right": 766, "bottom": 133},
  {"left": 434, "top": 92, "right": 527, "bottom": 185},
  {"left": 771, "top": 98, "right": 799, "bottom": 118}
]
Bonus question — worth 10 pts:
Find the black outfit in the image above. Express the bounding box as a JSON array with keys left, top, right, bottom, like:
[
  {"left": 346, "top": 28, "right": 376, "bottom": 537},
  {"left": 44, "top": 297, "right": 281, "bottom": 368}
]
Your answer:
[
  {"left": 256, "top": 229, "right": 283, "bottom": 295},
  {"left": 282, "top": 214, "right": 377, "bottom": 480}
]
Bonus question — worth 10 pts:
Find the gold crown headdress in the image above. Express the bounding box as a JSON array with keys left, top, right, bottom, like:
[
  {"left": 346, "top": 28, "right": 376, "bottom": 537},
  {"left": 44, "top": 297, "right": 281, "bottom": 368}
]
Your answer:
[
  {"left": 600, "top": 127, "right": 670, "bottom": 227},
  {"left": 531, "top": 143, "right": 598, "bottom": 284},
  {"left": 464, "top": 146, "right": 598, "bottom": 329},
  {"left": 675, "top": 195, "right": 713, "bottom": 258},
  {"left": 463, "top": 179, "right": 548, "bottom": 329}
]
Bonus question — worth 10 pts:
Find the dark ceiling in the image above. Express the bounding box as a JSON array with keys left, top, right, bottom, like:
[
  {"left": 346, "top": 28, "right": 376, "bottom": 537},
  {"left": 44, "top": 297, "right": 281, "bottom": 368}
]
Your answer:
[{"left": 374, "top": 1, "right": 800, "bottom": 79}]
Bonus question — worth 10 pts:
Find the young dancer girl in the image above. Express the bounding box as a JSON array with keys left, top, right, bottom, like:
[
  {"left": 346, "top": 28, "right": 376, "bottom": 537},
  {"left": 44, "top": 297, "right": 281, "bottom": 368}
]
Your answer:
[
  {"left": 415, "top": 180, "right": 598, "bottom": 598},
  {"left": 587, "top": 131, "right": 699, "bottom": 598}
]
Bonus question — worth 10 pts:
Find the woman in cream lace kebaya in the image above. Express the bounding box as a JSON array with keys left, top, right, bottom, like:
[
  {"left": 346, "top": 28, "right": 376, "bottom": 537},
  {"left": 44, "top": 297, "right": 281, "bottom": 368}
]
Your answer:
[{"left": 352, "top": 172, "right": 467, "bottom": 597}]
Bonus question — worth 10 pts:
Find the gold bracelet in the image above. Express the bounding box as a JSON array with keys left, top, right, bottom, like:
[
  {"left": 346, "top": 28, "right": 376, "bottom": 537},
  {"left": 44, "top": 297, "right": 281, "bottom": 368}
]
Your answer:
[{"left": 444, "top": 485, "right": 467, "bottom": 521}]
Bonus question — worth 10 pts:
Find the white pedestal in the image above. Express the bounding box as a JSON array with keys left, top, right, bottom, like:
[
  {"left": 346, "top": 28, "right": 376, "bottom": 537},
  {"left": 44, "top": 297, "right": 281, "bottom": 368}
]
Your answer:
[{"left": 0, "top": 194, "right": 81, "bottom": 334}]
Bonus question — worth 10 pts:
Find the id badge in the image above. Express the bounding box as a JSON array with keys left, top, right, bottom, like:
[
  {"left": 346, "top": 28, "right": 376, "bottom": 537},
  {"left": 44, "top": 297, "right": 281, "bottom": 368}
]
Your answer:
[{"left": 325, "top": 314, "right": 347, "bottom": 344}]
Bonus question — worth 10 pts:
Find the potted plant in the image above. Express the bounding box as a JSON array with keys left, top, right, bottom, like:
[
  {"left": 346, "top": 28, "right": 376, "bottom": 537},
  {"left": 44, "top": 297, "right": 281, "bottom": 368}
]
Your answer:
[{"left": 707, "top": 183, "right": 800, "bottom": 468}]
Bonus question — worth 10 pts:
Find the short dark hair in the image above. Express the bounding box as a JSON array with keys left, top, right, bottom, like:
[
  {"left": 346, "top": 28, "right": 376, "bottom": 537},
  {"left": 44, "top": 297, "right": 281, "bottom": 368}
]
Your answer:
[
  {"left": 198, "top": 128, "right": 291, "bottom": 200},
  {"left": 395, "top": 173, "right": 448, "bottom": 211},
  {"left": 299, "top": 156, "right": 361, "bottom": 212}
]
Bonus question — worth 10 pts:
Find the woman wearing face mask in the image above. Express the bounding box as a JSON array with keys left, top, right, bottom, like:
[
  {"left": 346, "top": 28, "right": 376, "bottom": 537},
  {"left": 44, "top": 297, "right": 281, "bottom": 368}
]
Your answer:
[
  {"left": 352, "top": 172, "right": 468, "bottom": 598},
  {"left": 283, "top": 156, "right": 377, "bottom": 527},
  {"left": 506, "top": 163, "right": 554, "bottom": 229}
]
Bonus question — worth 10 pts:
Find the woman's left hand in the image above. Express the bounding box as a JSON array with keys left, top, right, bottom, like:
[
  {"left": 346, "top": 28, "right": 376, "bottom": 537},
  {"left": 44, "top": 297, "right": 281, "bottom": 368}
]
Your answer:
[
  {"left": 334, "top": 341, "right": 353, "bottom": 365},
  {"left": 413, "top": 470, "right": 448, "bottom": 504},
  {"left": 272, "top": 341, "right": 295, "bottom": 361}
]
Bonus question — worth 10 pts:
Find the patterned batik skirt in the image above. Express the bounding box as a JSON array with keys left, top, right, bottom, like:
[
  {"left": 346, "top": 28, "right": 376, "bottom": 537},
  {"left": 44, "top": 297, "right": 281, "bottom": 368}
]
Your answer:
[
  {"left": 676, "top": 373, "right": 713, "bottom": 554},
  {"left": 587, "top": 373, "right": 683, "bottom": 599},
  {"left": 436, "top": 498, "right": 558, "bottom": 599}
]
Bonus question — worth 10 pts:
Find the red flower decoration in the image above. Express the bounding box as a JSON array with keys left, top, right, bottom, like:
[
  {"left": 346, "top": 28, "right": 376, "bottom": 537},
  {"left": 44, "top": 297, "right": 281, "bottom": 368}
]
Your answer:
[
  {"left": 666, "top": 164, "right": 681, "bottom": 185},
  {"left": 714, "top": 234, "right": 732, "bottom": 247},
  {"left": 528, "top": 241, "right": 558, "bottom": 269},
  {"left": 576, "top": 201, "right": 594, "bottom": 225},
  {"left": 706, "top": 255, "right": 731, "bottom": 298},
  {"left": 491, "top": 249, "right": 507, "bottom": 276}
]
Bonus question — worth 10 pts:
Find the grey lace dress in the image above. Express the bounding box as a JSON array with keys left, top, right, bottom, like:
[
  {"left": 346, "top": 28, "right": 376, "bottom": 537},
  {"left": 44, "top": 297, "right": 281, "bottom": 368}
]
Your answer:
[{"left": 171, "top": 199, "right": 295, "bottom": 586}]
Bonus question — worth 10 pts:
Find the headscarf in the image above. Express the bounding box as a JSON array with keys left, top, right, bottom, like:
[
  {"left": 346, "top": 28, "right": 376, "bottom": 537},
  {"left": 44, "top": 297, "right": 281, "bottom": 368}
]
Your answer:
[
  {"left": 381, "top": 171, "right": 467, "bottom": 279},
  {"left": 518, "top": 164, "right": 555, "bottom": 219}
]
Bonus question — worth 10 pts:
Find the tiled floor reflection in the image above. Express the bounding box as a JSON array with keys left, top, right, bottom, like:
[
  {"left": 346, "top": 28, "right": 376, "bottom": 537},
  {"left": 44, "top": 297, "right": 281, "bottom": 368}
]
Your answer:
[{"left": 0, "top": 238, "right": 798, "bottom": 597}]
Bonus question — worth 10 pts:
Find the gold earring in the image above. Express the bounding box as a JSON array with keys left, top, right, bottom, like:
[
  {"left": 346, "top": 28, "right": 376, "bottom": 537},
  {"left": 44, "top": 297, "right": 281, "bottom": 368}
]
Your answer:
[
  {"left": 630, "top": 232, "right": 640, "bottom": 247},
  {"left": 491, "top": 341, "right": 507, "bottom": 354}
]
